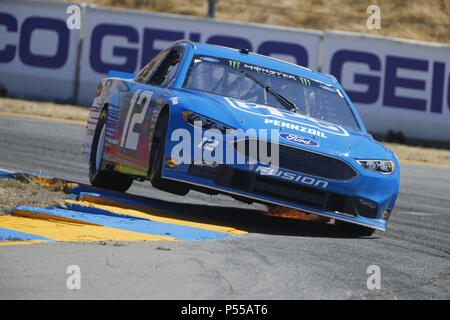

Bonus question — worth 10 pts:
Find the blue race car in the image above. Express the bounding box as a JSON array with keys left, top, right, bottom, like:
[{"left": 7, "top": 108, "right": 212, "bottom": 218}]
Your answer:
[{"left": 82, "top": 40, "right": 400, "bottom": 236}]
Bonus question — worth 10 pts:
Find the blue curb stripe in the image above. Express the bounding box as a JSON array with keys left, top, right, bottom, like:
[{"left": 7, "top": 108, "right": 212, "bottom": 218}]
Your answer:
[
  {"left": 0, "top": 227, "right": 55, "bottom": 242},
  {"left": 61, "top": 202, "right": 150, "bottom": 222},
  {"left": 14, "top": 206, "right": 232, "bottom": 241}
]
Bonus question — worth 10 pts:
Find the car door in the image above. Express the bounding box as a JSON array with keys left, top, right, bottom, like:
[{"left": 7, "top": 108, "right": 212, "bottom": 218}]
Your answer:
[{"left": 111, "top": 46, "right": 184, "bottom": 176}]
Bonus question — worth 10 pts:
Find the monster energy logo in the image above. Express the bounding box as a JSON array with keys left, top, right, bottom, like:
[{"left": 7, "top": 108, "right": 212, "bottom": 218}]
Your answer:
[
  {"left": 299, "top": 77, "right": 311, "bottom": 86},
  {"left": 229, "top": 60, "right": 240, "bottom": 68}
]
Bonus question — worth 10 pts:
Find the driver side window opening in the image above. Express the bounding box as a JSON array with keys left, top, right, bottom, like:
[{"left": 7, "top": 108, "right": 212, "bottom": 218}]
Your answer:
[
  {"left": 134, "top": 46, "right": 183, "bottom": 87},
  {"left": 135, "top": 49, "right": 169, "bottom": 84},
  {"left": 149, "top": 47, "right": 183, "bottom": 87}
]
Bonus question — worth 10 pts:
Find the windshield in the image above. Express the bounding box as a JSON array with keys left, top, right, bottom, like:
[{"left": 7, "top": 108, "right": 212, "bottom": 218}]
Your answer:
[{"left": 183, "top": 55, "right": 361, "bottom": 131}]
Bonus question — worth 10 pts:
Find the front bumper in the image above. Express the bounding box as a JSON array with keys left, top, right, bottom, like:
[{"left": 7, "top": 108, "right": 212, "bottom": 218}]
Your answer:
[
  {"left": 163, "top": 161, "right": 399, "bottom": 231},
  {"left": 163, "top": 112, "right": 400, "bottom": 231}
]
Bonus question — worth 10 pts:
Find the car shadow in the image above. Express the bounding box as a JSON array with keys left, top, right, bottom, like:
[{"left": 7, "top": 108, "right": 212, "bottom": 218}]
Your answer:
[{"left": 74, "top": 183, "right": 376, "bottom": 239}]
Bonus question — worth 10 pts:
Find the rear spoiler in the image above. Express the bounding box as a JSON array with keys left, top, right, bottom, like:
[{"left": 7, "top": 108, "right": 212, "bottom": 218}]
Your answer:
[{"left": 107, "top": 70, "right": 136, "bottom": 79}]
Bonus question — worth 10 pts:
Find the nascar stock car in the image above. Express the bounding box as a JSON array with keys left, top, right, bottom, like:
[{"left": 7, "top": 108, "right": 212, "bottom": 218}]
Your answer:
[{"left": 82, "top": 40, "right": 400, "bottom": 236}]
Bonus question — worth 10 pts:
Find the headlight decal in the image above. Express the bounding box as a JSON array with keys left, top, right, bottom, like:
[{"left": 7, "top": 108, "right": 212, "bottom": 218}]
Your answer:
[
  {"left": 356, "top": 159, "right": 395, "bottom": 174},
  {"left": 182, "top": 111, "right": 236, "bottom": 134}
]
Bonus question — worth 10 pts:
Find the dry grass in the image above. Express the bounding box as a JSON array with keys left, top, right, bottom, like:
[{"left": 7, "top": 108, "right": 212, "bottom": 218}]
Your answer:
[
  {"left": 0, "top": 97, "right": 89, "bottom": 122},
  {"left": 72, "top": 0, "right": 449, "bottom": 44},
  {"left": 384, "top": 143, "right": 450, "bottom": 166},
  {"left": 0, "top": 177, "right": 68, "bottom": 214}
]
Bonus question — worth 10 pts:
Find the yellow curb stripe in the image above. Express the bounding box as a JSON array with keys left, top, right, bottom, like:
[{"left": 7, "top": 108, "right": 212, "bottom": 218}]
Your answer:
[
  {"left": 0, "top": 111, "right": 85, "bottom": 125},
  {"left": 0, "top": 215, "right": 179, "bottom": 242},
  {"left": 0, "top": 240, "right": 48, "bottom": 246},
  {"left": 72, "top": 196, "right": 248, "bottom": 236}
]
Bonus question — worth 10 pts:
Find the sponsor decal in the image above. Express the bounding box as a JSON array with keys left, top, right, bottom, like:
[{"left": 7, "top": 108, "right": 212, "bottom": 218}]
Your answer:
[
  {"left": 224, "top": 97, "right": 349, "bottom": 137},
  {"left": 242, "top": 63, "right": 297, "bottom": 80},
  {"left": 164, "top": 156, "right": 178, "bottom": 170},
  {"left": 229, "top": 60, "right": 241, "bottom": 68},
  {"left": 170, "top": 97, "right": 179, "bottom": 105},
  {"left": 199, "top": 56, "right": 220, "bottom": 63},
  {"left": 299, "top": 77, "right": 311, "bottom": 86},
  {"left": 255, "top": 166, "right": 328, "bottom": 188},
  {"left": 105, "top": 137, "right": 119, "bottom": 145},
  {"left": 279, "top": 133, "right": 319, "bottom": 146},
  {"left": 266, "top": 119, "right": 327, "bottom": 138},
  {"left": 113, "top": 160, "right": 148, "bottom": 176}
]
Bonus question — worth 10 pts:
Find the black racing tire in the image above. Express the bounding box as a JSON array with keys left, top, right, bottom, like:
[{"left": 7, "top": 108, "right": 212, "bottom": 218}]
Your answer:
[
  {"left": 89, "top": 107, "right": 134, "bottom": 193},
  {"left": 335, "top": 219, "right": 376, "bottom": 237},
  {"left": 149, "top": 111, "right": 189, "bottom": 196}
]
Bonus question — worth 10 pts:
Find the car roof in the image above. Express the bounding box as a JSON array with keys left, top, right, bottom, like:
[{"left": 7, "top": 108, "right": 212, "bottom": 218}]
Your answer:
[{"left": 177, "top": 41, "right": 336, "bottom": 86}]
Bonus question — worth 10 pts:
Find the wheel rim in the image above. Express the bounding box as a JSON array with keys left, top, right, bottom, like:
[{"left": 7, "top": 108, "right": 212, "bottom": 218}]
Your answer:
[{"left": 96, "top": 123, "right": 106, "bottom": 170}]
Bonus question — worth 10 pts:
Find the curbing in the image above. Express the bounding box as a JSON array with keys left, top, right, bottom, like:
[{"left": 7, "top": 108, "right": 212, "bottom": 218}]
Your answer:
[{"left": 0, "top": 170, "right": 247, "bottom": 245}]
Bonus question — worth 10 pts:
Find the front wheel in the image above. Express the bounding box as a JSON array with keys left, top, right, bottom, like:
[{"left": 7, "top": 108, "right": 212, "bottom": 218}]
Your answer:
[
  {"left": 148, "top": 112, "right": 189, "bottom": 196},
  {"left": 335, "top": 220, "right": 376, "bottom": 237},
  {"left": 89, "top": 108, "right": 134, "bottom": 192}
]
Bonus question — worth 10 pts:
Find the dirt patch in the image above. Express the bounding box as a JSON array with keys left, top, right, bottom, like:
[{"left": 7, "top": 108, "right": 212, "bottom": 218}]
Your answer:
[{"left": 0, "top": 177, "right": 68, "bottom": 215}]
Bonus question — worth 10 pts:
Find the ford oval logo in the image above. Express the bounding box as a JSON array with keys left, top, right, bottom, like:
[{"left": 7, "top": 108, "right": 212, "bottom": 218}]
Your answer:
[{"left": 279, "top": 133, "right": 319, "bottom": 147}]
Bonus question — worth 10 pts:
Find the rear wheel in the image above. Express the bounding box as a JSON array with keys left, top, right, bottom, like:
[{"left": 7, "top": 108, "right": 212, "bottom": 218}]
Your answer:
[
  {"left": 149, "top": 111, "right": 189, "bottom": 196},
  {"left": 89, "top": 108, "right": 134, "bottom": 192},
  {"left": 335, "top": 220, "right": 376, "bottom": 237}
]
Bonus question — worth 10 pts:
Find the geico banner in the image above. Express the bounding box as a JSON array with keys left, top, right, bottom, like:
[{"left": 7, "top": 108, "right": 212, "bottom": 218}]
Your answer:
[
  {"left": 77, "top": 6, "right": 321, "bottom": 106},
  {"left": 322, "top": 30, "right": 450, "bottom": 141},
  {"left": 0, "top": 0, "right": 80, "bottom": 102}
]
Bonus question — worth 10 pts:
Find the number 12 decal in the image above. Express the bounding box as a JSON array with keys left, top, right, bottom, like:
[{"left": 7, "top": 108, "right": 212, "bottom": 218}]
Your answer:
[{"left": 120, "top": 89, "right": 153, "bottom": 150}]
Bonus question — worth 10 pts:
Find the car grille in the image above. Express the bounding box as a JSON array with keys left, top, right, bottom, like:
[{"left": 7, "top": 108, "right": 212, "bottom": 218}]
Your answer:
[
  {"left": 188, "top": 164, "right": 378, "bottom": 219},
  {"left": 210, "top": 166, "right": 358, "bottom": 217},
  {"left": 232, "top": 138, "right": 358, "bottom": 181}
]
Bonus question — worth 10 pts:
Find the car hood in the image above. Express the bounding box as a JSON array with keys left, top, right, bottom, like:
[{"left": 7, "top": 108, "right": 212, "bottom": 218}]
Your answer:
[{"left": 177, "top": 89, "right": 396, "bottom": 161}]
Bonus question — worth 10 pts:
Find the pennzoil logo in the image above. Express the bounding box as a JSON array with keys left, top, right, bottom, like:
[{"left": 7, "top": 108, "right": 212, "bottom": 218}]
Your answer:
[{"left": 229, "top": 60, "right": 240, "bottom": 68}]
